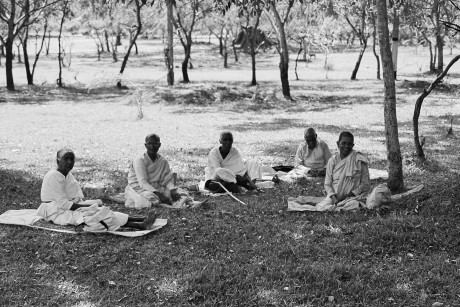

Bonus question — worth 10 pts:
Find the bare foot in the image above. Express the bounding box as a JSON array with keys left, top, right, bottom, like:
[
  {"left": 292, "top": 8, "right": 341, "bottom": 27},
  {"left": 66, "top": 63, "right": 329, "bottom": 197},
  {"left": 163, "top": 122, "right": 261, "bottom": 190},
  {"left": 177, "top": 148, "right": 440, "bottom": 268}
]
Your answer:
[{"left": 141, "top": 214, "right": 158, "bottom": 230}]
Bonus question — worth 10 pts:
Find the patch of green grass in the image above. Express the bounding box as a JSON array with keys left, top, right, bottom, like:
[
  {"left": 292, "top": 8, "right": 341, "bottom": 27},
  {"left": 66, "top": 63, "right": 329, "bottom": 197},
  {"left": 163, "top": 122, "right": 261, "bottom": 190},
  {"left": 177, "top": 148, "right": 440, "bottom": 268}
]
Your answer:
[{"left": 1, "top": 60, "right": 460, "bottom": 305}]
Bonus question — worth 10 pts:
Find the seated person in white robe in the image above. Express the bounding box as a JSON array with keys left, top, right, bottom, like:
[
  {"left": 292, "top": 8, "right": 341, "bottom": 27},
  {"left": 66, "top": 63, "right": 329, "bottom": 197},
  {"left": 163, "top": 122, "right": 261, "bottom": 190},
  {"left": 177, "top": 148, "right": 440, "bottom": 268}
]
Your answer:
[
  {"left": 205, "top": 131, "right": 260, "bottom": 193},
  {"left": 125, "top": 133, "right": 201, "bottom": 209},
  {"left": 37, "top": 148, "right": 156, "bottom": 231},
  {"left": 319, "top": 131, "right": 370, "bottom": 210},
  {"left": 294, "top": 127, "right": 332, "bottom": 177}
]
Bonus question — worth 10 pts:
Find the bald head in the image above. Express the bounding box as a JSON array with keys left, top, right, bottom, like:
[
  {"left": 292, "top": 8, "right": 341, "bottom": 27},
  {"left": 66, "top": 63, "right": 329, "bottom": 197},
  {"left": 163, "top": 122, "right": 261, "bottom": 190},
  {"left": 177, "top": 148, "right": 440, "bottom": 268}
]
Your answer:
[
  {"left": 304, "top": 128, "right": 316, "bottom": 138},
  {"left": 145, "top": 133, "right": 160, "bottom": 143},
  {"left": 219, "top": 131, "right": 233, "bottom": 151},
  {"left": 304, "top": 128, "right": 317, "bottom": 149},
  {"left": 219, "top": 131, "right": 233, "bottom": 142}
]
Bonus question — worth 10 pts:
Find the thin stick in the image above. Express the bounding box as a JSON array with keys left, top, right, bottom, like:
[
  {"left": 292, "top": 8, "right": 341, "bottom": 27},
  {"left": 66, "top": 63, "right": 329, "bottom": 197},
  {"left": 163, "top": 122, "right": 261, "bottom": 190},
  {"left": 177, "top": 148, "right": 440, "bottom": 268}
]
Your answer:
[{"left": 217, "top": 182, "right": 246, "bottom": 205}]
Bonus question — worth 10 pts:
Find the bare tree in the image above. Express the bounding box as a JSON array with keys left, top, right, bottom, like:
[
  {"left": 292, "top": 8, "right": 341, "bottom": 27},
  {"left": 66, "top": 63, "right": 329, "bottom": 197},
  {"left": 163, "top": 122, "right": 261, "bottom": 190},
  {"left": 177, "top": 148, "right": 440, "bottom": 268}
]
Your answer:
[
  {"left": 172, "top": 0, "right": 208, "bottom": 83},
  {"left": 0, "top": 0, "right": 59, "bottom": 90},
  {"left": 117, "top": 0, "right": 146, "bottom": 88},
  {"left": 57, "top": 0, "right": 71, "bottom": 87},
  {"left": 264, "top": 0, "right": 297, "bottom": 99}
]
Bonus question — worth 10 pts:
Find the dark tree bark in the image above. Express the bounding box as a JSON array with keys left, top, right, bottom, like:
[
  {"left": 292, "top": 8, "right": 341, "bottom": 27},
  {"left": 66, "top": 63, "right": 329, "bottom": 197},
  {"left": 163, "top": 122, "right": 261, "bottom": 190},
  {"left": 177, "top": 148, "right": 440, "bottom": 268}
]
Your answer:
[
  {"left": 231, "top": 39, "right": 238, "bottom": 62},
  {"left": 248, "top": 10, "right": 261, "bottom": 86},
  {"left": 5, "top": 1, "right": 17, "bottom": 90},
  {"left": 345, "top": 7, "right": 369, "bottom": 80},
  {"left": 351, "top": 42, "right": 367, "bottom": 80},
  {"left": 181, "top": 43, "right": 192, "bottom": 83},
  {"left": 165, "top": 0, "right": 174, "bottom": 86},
  {"left": 376, "top": 0, "right": 404, "bottom": 192},
  {"left": 413, "top": 55, "right": 460, "bottom": 159},
  {"left": 269, "top": 1, "right": 293, "bottom": 98},
  {"left": 57, "top": 1, "right": 69, "bottom": 87},
  {"left": 45, "top": 30, "right": 51, "bottom": 55},
  {"left": 117, "top": 0, "right": 144, "bottom": 88},
  {"left": 371, "top": 12, "right": 381, "bottom": 79},
  {"left": 173, "top": 0, "right": 203, "bottom": 83},
  {"left": 104, "top": 29, "right": 111, "bottom": 52},
  {"left": 391, "top": 7, "right": 400, "bottom": 79}
]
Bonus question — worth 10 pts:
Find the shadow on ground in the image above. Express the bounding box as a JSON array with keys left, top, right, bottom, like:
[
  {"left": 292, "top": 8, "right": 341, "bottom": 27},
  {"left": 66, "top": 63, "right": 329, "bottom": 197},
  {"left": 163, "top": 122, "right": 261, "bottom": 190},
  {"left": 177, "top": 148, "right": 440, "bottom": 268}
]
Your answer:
[{"left": 0, "top": 85, "right": 131, "bottom": 104}]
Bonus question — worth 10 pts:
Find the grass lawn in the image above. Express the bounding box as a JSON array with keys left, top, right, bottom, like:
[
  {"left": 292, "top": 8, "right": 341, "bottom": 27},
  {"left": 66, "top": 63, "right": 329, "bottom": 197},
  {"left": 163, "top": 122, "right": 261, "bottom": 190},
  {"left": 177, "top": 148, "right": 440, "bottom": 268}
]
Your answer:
[{"left": 1, "top": 39, "right": 460, "bottom": 306}]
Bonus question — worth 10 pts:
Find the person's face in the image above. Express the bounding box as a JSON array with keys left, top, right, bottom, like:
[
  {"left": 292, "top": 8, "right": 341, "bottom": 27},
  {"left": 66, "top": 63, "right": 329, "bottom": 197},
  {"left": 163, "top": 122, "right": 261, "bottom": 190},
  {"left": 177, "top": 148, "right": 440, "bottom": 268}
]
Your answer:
[
  {"left": 220, "top": 135, "right": 233, "bottom": 150},
  {"left": 305, "top": 134, "right": 317, "bottom": 150},
  {"left": 337, "top": 136, "right": 354, "bottom": 157},
  {"left": 57, "top": 152, "right": 75, "bottom": 173},
  {"left": 145, "top": 137, "right": 161, "bottom": 155}
]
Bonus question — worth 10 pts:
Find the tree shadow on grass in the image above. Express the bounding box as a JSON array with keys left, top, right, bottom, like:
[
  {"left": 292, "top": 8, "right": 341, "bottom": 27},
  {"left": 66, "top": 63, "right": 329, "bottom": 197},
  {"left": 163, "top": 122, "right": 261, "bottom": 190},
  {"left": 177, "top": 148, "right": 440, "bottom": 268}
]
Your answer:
[
  {"left": 0, "top": 85, "right": 131, "bottom": 104},
  {"left": 0, "top": 168, "right": 42, "bottom": 211},
  {"left": 222, "top": 118, "right": 305, "bottom": 132}
]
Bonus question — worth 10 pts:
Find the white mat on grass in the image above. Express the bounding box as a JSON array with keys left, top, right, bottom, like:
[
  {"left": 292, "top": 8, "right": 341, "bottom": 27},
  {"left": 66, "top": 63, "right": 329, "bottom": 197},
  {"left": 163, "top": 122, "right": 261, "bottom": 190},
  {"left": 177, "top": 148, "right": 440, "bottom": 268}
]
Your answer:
[
  {"left": 0, "top": 209, "right": 167, "bottom": 237},
  {"left": 287, "top": 184, "right": 424, "bottom": 212}
]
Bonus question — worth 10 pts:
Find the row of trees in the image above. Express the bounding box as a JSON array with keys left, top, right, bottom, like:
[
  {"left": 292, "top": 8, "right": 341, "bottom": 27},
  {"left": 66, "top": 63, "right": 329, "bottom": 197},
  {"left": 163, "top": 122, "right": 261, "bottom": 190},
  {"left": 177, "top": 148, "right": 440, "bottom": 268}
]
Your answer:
[
  {"left": 1, "top": 0, "right": 459, "bottom": 193},
  {"left": 1, "top": 0, "right": 459, "bottom": 93}
]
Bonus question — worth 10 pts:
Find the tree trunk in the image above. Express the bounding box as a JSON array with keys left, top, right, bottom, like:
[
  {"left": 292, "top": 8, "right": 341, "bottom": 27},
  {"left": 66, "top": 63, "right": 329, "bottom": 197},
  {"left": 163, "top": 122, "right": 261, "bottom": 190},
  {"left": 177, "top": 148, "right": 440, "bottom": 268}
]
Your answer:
[
  {"left": 218, "top": 37, "right": 223, "bottom": 56},
  {"left": 391, "top": 7, "right": 399, "bottom": 79},
  {"left": 117, "top": 0, "right": 143, "bottom": 88},
  {"left": 372, "top": 18, "right": 381, "bottom": 80},
  {"left": 22, "top": 33, "right": 34, "bottom": 85},
  {"left": 434, "top": 0, "right": 443, "bottom": 74},
  {"left": 104, "top": 30, "right": 111, "bottom": 52},
  {"left": 248, "top": 11, "right": 261, "bottom": 86},
  {"left": 16, "top": 42, "right": 23, "bottom": 63},
  {"left": 427, "top": 39, "right": 435, "bottom": 72},
  {"left": 376, "top": 0, "right": 404, "bottom": 192},
  {"left": 5, "top": 39, "right": 15, "bottom": 90},
  {"left": 5, "top": 0, "right": 16, "bottom": 90},
  {"left": 231, "top": 39, "right": 238, "bottom": 62},
  {"left": 45, "top": 30, "right": 51, "bottom": 55},
  {"left": 30, "top": 22, "right": 48, "bottom": 83},
  {"left": 413, "top": 55, "right": 460, "bottom": 159},
  {"left": 295, "top": 42, "right": 302, "bottom": 80},
  {"left": 270, "top": 3, "right": 291, "bottom": 99},
  {"left": 181, "top": 43, "right": 191, "bottom": 83},
  {"left": 436, "top": 34, "right": 443, "bottom": 74},
  {"left": 116, "top": 29, "right": 122, "bottom": 46},
  {"left": 57, "top": 7, "right": 66, "bottom": 87},
  {"left": 223, "top": 31, "right": 228, "bottom": 68},
  {"left": 351, "top": 41, "right": 367, "bottom": 80},
  {"left": 166, "top": 0, "right": 174, "bottom": 86}
]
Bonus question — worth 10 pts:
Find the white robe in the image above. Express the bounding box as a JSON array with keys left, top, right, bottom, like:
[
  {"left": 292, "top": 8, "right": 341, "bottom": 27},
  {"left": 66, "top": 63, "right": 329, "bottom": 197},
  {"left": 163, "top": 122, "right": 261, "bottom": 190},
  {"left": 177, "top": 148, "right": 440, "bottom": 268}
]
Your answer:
[
  {"left": 205, "top": 147, "right": 261, "bottom": 182},
  {"left": 37, "top": 170, "right": 128, "bottom": 231}
]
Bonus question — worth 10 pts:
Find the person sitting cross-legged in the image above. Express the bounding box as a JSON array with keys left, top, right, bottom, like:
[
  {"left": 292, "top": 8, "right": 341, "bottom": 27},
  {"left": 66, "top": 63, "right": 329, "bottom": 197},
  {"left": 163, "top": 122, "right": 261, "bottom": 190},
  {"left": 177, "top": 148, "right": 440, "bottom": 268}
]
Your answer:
[
  {"left": 319, "top": 131, "right": 370, "bottom": 210},
  {"left": 204, "top": 131, "right": 261, "bottom": 193},
  {"left": 37, "top": 148, "right": 157, "bottom": 232},
  {"left": 294, "top": 127, "right": 332, "bottom": 177},
  {"left": 124, "top": 133, "right": 203, "bottom": 209}
]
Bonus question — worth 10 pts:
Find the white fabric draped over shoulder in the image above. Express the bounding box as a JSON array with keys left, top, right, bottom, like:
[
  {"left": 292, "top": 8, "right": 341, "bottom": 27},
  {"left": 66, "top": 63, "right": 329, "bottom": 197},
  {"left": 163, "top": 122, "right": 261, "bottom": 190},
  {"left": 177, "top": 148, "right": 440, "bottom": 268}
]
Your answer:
[
  {"left": 324, "top": 150, "right": 370, "bottom": 199},
  {"left": 37, "top": 170, "right": 128, "bottom": 231},
  {"left": 205, "top": 147, "right": 261, "bottom": 182},
  {"left": 125, "top": 153, "right": 194, "bottom": 209}
]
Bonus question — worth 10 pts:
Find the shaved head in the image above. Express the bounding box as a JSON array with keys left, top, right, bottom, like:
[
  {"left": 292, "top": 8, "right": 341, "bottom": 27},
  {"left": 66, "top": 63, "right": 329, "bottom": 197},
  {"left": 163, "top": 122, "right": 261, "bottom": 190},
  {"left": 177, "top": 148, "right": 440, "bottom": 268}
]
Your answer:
[
  {"left": 219, "top": 131, "right": 233, "bottom": 142},
  {"left": 304, "top": 128, "right": 318, "bottom": 149},
  {"left": 145, "top": 133, "right": 160, "bottom": 143},
  {"left": 304, "top": 127, "right": 316, "bottom": 137},
  {"left": 338, "top": 131, "right": 354, "bottom": 142}
]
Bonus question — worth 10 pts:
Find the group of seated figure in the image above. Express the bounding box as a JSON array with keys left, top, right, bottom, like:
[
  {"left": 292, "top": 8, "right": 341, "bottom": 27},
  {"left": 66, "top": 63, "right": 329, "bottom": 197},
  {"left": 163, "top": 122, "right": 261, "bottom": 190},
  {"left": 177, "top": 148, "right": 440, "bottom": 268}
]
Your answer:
[{"left": 37, "top": 128, "right": 370, "bottom": 231}]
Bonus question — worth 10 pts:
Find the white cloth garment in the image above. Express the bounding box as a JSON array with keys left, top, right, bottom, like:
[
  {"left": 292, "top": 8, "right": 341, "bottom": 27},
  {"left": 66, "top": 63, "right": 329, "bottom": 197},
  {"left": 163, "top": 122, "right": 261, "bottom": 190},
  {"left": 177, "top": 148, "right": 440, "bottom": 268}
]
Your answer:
[
  {"left": 37, "top": 170, "right": 128, "bottom": 231},
  {"left": 205, "top": 147, "right": 261, "bottom": 182}
]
